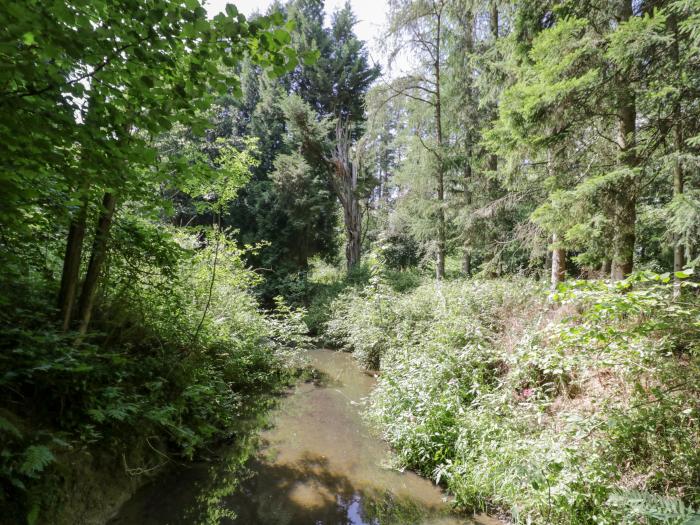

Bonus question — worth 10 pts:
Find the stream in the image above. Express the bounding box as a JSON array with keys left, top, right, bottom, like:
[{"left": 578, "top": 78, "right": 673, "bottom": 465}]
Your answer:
[{"left": 110, "top": 349, "right": 500, "bottom": 525}]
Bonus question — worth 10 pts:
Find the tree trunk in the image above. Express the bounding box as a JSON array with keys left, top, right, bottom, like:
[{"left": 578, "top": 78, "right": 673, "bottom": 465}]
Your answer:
[
  {"left": 344, "top": 158, "right": 362, "bottom": 272},
  {"left": 611, "top": 186, "right": 636, "bottom": 280},
  {"left": 345, "top": 198, "right": 361, "bottom": 272},
  {"left": 434, "top": 10, "right": 445, "bottom": 280},
  {"left": 551, "top": 234, "right": 566, "bottom": 290},
  {"left": 488, "top": 2, "right": 499, "bottom": 173},
  {"left": 611, "top": 0, "right": 637, "bottom": 281},
  {"left": 332, "top": 124, "right": 362, "bottom": 273},
  {"left": 76, "top": 192, "right": 116, "bottom": 335},
  {"left": 462, "top": 160, "right": 473, "bottom": 277},
  {"left": 601, "top": 259, "right": 612, "bottom": 278},
  {"left": 669, "top": 13, "right": 685, "bottom": 297},
  {"left": 462, "top": 251, "right": 471, "bottom": 276},
  {"left": 490, "top": 1, "right": 499, "bottom": 38},
  {"left": 461, "top": 11, "right": 475, "bottom": 279},
  {"left": 58, "top": 194, "right": 89, "bottom": 330}
]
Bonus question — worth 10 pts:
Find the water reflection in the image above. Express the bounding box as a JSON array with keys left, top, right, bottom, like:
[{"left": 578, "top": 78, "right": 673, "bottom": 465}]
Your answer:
[
  {"left": 222, "top": 452, "right": 456, "bottom": 525},
  {"left": 111, "top": 350, "right": 499, "bottom": 525}
]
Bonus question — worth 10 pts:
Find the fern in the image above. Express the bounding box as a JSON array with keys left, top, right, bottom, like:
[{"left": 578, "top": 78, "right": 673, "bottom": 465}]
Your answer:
[
  {"left": 608, "top": 490, "right": 700, "bottom": 524},
  {"left": 0, "top": 415, "right": 22, "bottom": 438},
  {"left": 18, "top": 446, "right": 55, "bottom": 476}
]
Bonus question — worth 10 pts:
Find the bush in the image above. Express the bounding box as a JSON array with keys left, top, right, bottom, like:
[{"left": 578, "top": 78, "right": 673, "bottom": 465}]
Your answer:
[
  {"left": 324, "top": 270, "right": 700, "bottom": 524},
  {"left": 0, "top": 225, "right": 308, "bottom": 523}
]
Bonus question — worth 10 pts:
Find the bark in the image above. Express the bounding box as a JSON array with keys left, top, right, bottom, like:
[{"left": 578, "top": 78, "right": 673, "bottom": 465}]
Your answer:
[
  {"left": 344, "top": 195, "right": 362, "bottom": 271},
  {"left": 434, "top": 8, "right": 446, "bottom": 280},
  {"left": 462, "top": 163, "right": 473, "bottom": 277},
  {"left": 332, "top": 124, "right": 362, "bottom": 272},
  {"left": 611, "top": 184, "right": 636, "bottom": 280},
  {"left": 58, "top": 194, "right": 89, "bottom": 330},
  {"left": 76, "top": 192, "right": 116, "bottom": 335},
  {"left": 611, "top": 0, "right": 637, "bottom": 281},
  {"left": 669, "top": 13, "right": 685, "bottom": 297},
  {"left": 546, "top": 150, "right": 566, "bottom": 288},
  {"left": 487, "top": 2, "right": 499, "bottom": 176},
  {"left": 461, "top": 11, "right": 474, "bottom": 278},
  {"left": 490, "top": 1, "right": 499, "bottom": 38},
  {"left": 462, "top": 251, "right": 472, "bottom": 276},
  {"left": 551, "top": 234, "right": 566, "bottom": 290},
  {"left": 601, "top": 259, "right": 612, "bottom": 278}
]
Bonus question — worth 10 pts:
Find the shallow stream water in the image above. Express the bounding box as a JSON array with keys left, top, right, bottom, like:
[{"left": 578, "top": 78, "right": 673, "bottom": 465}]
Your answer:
[{"left": 110, "top": 349, "right": 500, "bottom": 525}]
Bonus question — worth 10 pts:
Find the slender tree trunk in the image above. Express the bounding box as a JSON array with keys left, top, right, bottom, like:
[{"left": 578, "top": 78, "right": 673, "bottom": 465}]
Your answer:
[
  {"left": 193, "top": 217, "right": 220, "bottom": 344},
  {"left": 461, "top": 252, "right": 471, "bottom": 276},
  {"left": 345, "top": 194, "right": 362, "bottom": 271},
  {"left": 611, "top": 184, "right": 636, "bottom": 280},
  {"left": 551, "top": 234, "right": 566, "bottom": 290},
  {"left": 462, "top": 161, "right": 473, "bottom": 276},
  {"left": 434, "top": 10, "right": 446, "bottom": 280},
  {"left": 546, "top": 150, "right": 566, "bottom": 288},
  {"left": 58, "top": 193, "right": 89, "bottom": 330},
  {"left": 488, "top": 1, "right": 499, "bottom": 174},
  {"left": 379, "top": 171, "right": 385, "bottom": 205},
  {"left": 601, "top": 259, "right": 612, "bottom": 278},
  {"left": 344, "top": 157, "right": 362, "bottom": 271},
  {"left": 669, "top": 14, "right": 685, "bottom": 296},
  {"left": 461, "top": 11, "right": 474, "bottom": 278},
  {"left": 490, "top": 0, "right": 499, "bottom": 38},
  {"left": 76, "top": 192, "right": 116, "bottom": 335},
  {"left": 611, "top": 0, "right": 637, "bottom": 281}
]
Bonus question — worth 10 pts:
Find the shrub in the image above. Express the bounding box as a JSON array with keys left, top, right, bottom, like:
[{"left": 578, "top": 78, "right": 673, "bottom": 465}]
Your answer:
[
  {"left": 0, "top": 226, "right": 308, "bottom": 523},
  {"left": 324, "top": 270, "right": 700, "bottom": 524}
]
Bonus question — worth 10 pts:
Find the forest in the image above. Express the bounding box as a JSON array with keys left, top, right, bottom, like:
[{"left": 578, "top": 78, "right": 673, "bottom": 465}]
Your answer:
[{"left": 1, "top": 0, "right": 699, "bottom": 524}]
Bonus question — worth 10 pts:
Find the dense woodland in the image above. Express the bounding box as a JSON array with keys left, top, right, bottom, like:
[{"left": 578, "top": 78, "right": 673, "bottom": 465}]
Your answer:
[{"left": 1, "top": 0, "right": 700, "bottom": 524}]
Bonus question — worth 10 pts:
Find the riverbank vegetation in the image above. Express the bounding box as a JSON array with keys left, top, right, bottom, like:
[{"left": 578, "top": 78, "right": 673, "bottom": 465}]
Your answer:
[
  {"left": 0, "top": 2, "right": 308, "bottom": 522},
  {"left": 2, "top": 0, "right": 700, "bottom": 523},
  {"left": 323, "top": 265, "right": 700, "bottom": 523}
]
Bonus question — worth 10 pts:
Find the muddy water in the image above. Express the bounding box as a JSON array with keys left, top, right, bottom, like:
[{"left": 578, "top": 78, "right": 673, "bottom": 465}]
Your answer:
[{"left": 111, "top": 349, "right": 499, "bottom": 525}]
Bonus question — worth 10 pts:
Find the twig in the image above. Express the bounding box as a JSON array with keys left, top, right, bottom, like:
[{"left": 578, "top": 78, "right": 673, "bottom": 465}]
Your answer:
[{"left": 193, "top": 218, "right": 220, "bottom": 344}]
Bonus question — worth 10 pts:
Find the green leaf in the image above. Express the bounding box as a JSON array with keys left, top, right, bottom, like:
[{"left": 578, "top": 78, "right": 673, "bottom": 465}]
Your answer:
[
  {"left": 273, "top": 29, "right": 291, "bottom": 45},
  {"left": 271, "top": 12, "right": 284, "bottom": 26},
  {"left": 301, "top": 49, "right": 320, "bottom": 66},
  {"left": 675, "top": 269, "right": 694, "bottom": 279},
  {"left": 19, "top": 445, "right": 55, "bottom": 476},
  {"left": 27, "top": 503, "right": 40, "bottom": 525},
  {"left": 0, "top": 415, "right": 22, "bottom": 438}
]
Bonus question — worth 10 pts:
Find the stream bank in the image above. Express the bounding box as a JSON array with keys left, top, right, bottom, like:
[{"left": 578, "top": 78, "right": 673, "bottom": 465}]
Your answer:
[{"left": 110, "top": 349, "right": 499, "bottom": 524}]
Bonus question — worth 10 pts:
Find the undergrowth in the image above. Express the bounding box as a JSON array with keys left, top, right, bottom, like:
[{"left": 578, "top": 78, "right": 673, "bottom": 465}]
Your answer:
[
  {"left": 0, "top": 224, "right": 308, "bottom": 524},
  {"left": 324, "top": 264, "right": 700, "bottom": 524}
]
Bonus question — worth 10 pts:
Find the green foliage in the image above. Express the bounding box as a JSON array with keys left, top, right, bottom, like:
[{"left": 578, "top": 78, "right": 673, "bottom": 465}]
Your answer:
[
  {"left": 303, "top": 258, "right": 371, "bottom": 336},
  {"left": 608, "top": 490, "right": 700, "bottom": 524},
  {"left": 19, "top": 447, "right": 55, "bottom": 477},
  {"left": 0, "top": 226, "right": 310, "bottom": 521},
  {"left": 0, "top": 0, "right": 297, "bottom": 242},
  {"left": 205, "top": 0, "right": 379, "bottom": 300},
  {"left": 324, "top": 271, "right": 700, "bottom": 523}
]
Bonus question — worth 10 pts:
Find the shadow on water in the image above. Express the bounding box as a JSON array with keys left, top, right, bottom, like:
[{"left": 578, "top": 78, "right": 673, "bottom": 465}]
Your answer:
[
  {"left": 110, "top": 350, "right": 500, "bottom": 525},
  {"left": 224, "top": 452, "right": 457, "bottom": 525}
]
